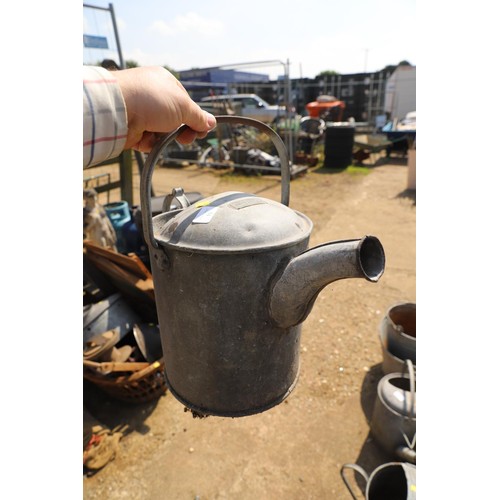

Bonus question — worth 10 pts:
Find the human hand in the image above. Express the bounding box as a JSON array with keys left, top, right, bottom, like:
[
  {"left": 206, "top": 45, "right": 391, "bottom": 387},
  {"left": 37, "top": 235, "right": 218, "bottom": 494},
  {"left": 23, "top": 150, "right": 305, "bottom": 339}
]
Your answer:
[{"left": 114, "top": 66, "right": 217, "bottom": 153}]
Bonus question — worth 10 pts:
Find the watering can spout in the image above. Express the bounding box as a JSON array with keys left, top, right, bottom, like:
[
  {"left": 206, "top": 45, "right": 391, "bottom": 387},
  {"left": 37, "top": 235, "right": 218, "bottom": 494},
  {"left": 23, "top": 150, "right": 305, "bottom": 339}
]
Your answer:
[{"left": 269, "top": 236, "right": 385, "bottom": 328}]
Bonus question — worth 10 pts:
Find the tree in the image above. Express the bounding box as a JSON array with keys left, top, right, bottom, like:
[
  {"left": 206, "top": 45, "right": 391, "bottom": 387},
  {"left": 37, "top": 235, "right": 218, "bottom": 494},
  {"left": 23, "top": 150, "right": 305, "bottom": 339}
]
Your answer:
[
  {"left": 125, "top": 60, "right": 139, "bottom": 68},
  {"left": 381, "top": 60, "right": 413, "bottom": 76},
  {"left": 163, "top": 65, "right": 179, "bottom": 79},
  {"left": 317, "top": 70, "right": 339, "bottom": 77}
]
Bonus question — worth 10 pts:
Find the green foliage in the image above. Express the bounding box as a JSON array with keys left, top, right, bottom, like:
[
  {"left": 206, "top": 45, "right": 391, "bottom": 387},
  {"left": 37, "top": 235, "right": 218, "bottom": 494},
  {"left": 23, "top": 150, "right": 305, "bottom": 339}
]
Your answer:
[
  {"left": 382, "top": 60, "right": 413, "bottom": 75},
  {"left": 346, "top": 165, "right": 370, "bottom": 175},
  {"left": 164, "top": 66, "right": 180, "bottom": 79},
  {"left": 317, "top": 60, "right": 414, "bottom": 78},
  {"left": 317, "top": 70, "right": 339, "bottom": 77},
  {"left": 125, "top": 60, "right": 139, "bottom": 68}
]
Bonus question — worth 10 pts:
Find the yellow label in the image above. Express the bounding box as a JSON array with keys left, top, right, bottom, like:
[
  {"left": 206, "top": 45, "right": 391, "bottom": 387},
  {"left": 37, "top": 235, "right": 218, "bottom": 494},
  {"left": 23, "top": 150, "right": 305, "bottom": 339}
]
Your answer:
[
  {"left": 194, "top": 200, "right": 212, "bottom": 207},
  {"left": 410, "top": 485, "right": 416, "bottom": 492}
]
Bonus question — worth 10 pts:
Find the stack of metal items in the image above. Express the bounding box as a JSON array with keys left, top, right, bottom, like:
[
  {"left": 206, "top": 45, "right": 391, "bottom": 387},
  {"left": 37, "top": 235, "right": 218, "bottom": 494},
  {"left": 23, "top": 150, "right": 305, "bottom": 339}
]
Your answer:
[
  {"left": 341, "top": 302, "right": 416, "bottom": 499},
  {"left": 83, "top": 293, "right": 166, "bottom": 404}
]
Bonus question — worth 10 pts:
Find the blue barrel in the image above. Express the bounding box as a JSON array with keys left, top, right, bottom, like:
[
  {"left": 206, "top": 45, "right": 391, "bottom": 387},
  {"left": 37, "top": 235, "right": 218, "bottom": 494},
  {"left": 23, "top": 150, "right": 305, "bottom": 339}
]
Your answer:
[{"left": 104, "top": 201, "right": 131, "bottom": 253}]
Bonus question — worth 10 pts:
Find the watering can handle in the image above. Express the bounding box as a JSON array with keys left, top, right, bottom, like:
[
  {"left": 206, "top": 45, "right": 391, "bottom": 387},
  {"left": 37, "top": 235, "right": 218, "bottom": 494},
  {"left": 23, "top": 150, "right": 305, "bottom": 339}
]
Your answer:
[
  {"left": 340, "top": 463, "right": 369, "bottom": 500},
  {"left": 405, "top": 358, "right": 416, "bottom": 418},
  {"left": 140, "top": 115, "right": 291, "bottom": 250}
]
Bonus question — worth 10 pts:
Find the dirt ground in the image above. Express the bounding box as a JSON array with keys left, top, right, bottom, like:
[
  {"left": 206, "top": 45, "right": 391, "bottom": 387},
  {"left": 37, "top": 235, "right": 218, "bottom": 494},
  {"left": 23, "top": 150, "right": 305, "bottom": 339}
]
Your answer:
[{"left": 83, "top": 153, "right": 416, "bottom": 499}]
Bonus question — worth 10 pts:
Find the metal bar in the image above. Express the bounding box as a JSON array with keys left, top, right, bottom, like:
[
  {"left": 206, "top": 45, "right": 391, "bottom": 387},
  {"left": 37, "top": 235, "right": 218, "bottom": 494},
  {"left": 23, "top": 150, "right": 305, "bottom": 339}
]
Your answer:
[
  {"left": 83, "top": 3, "right": 124, "bottom": 69},
  {"left": 83, "top": 3, "right": 110, "bottom": 11},
  {"left": 91, "top": 180, "right": 121, "bottom": 194},
  {"left": 108, "top": 3, "right": 125, "bottom": 69},
  {"left": 83, "top": 172, "right": 111, "bottom": 185},
  {"left": 134, "top": 150, "right": 154, "bottom": 197},
  {"left": 119, "top": 150, "right": 134, "bottom": 205},
  {"left": 232, "top": 163, "right": 288, "bottom": 173},
  {"left": 83, "top": 172, "right": 112, "bottom": 203},
  {"left": 188, "top": 60, "right": 288, "bottom": 71}
]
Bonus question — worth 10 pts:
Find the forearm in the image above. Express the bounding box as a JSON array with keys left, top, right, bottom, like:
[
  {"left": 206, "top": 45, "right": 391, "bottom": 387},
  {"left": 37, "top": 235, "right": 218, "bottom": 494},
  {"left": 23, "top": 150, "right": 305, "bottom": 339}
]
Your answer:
[{"left": 83, "top": 66, "right": 128, "bottom": 168}]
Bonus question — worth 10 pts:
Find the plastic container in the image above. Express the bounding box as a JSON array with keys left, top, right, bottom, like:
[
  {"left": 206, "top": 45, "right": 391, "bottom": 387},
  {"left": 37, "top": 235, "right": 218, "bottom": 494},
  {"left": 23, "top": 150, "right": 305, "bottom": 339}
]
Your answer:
[
  {"left": 323, "top": 124, "right": 355, "bottom": 169},
  {"left": 104, "top": 201, "right": 132, "bottom": 253}
]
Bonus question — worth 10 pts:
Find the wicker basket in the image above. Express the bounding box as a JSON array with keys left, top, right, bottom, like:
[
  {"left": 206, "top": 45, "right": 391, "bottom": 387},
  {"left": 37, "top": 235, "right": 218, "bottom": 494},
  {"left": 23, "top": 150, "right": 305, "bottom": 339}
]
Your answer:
[{"left": 83, "top": 359, "right": 167, "bottom": 404}]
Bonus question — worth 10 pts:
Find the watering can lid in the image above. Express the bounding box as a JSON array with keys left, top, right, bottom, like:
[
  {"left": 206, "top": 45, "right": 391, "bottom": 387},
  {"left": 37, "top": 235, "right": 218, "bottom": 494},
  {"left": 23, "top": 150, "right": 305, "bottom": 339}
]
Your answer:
[{"left": 152, "top": 191, "right": 313, "bottom": 253}]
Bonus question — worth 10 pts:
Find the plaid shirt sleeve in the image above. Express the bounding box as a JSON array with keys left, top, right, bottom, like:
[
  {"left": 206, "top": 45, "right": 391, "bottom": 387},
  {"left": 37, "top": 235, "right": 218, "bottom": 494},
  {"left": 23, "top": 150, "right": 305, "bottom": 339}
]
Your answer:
[{"left": 83, "top": 66, "right": 128, "bottom": 168}]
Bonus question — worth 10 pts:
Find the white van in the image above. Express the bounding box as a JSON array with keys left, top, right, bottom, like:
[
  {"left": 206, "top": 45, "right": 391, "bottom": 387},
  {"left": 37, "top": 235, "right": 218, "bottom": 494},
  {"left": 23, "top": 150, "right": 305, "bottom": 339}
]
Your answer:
[{"left": 199, "top": 94, "right": 286, "bottom": 124}]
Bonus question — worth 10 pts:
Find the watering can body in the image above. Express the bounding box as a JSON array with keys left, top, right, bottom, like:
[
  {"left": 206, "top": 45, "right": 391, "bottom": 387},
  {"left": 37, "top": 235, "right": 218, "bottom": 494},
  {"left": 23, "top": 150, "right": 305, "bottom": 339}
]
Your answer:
[
  {"left": 141, "top": 116, "right": 385, "bottom": 417},
  {"left": 150, "top": 201, "right": 311, "bottom": 416},
  {"left": 370, "top": 361, "right": 416, "bottom": 463}
]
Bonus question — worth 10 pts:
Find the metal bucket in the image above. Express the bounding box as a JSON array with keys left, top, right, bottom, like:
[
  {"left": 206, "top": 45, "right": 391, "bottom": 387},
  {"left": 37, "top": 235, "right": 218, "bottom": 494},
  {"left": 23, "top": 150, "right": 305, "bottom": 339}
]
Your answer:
[
  {"left": 370, "top": 360, "right": 416, "bottom": 463},
  {"left": 379, "top": 317, "right": 417, "bottom": 375},
  {"left": 379, "top": 302, "right": 416, "bottom": 375},
  {"left": 384, "top": 302, "right": 416, "bottom": 363},
  {"left": 83, "top": 293, "right": 140, "bottom": 346},
  {"left": 341, "top": 461, "right": 416, "bottom": 500}
]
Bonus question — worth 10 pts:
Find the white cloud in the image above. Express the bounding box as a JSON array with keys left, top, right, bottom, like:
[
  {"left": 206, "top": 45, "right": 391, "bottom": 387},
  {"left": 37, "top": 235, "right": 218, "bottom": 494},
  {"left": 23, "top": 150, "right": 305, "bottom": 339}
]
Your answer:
[
  {"left": 149, "top": 12, "right": 224, "bottom": 37},
  {"left": 124, "top": 48, "right": 170, "bottom": 67}
]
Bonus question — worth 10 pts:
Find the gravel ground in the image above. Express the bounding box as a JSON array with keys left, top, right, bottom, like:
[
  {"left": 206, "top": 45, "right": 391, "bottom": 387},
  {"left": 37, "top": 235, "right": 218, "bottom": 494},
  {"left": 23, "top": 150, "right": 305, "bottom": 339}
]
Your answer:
[{"left": 83, "top": 155, "right": 416, "bottom": 499}]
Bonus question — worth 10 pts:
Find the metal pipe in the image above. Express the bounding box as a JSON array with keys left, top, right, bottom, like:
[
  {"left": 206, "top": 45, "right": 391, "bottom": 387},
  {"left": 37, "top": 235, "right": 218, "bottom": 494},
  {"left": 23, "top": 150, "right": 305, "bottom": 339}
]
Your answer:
[
  {"left": 108, "top": 3, "right": 124, "bottom": 69},
  {"left": 270, "top": 236, "right": 385, "bottom": 328},
  {"left": 83, "top": 3, "right": 125, "bottom": 69}
]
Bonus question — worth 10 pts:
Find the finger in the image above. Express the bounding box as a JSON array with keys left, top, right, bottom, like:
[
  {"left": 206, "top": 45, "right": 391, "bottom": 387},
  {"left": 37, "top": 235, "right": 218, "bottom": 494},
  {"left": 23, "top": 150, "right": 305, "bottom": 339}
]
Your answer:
[
  {"left": 176, "top": 128, "right": 198, "bottom": 145},
  {"left": 132, "top": 131, "right": 162, "bottom": 153},
  {"left": 196, "top": 130, "right": 209, "bottom": 140},
  {"left": 183, "top": 104, "right": 216, "bottom": 133}
]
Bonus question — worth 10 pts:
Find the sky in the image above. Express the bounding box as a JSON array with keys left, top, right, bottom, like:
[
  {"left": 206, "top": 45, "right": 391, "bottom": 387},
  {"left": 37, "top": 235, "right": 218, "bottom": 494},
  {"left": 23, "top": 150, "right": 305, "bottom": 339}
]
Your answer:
[{"left": 83, "top": 0, "right": 416, "bottom": 80}]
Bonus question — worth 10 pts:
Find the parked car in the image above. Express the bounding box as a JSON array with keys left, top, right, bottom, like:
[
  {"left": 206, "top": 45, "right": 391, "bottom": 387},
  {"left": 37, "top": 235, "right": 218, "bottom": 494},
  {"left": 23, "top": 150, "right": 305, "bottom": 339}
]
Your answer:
[{"left": 198, "top": 94, "right": 286, "bottom": 124}]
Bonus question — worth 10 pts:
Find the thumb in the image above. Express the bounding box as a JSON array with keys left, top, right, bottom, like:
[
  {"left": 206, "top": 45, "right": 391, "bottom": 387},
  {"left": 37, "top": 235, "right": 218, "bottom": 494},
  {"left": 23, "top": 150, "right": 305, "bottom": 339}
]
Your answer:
[{"left": 182, "top": 102, "right": 216, "bottom": 133}]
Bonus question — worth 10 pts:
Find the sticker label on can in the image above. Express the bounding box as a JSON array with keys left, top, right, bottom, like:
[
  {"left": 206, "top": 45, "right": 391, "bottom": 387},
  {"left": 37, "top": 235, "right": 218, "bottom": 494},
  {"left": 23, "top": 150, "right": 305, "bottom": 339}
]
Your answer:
[{"left": 192, "top": 206, "right": 218, "bottom": 224}]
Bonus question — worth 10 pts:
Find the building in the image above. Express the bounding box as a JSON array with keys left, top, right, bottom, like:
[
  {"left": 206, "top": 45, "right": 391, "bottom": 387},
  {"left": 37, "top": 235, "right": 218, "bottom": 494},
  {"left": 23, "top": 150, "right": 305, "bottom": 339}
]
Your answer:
[
  {"left": 179, "top": 64, "right": 416, "bottom": 126},
  {"left": 179, "top": 68, "right": 269, "bottom": 84},
  {"left": 179, "top": 68, "right": 270, "bottom": 102},
  {"left": 384, "top": 65, "right": 416, "bottom": 120}
]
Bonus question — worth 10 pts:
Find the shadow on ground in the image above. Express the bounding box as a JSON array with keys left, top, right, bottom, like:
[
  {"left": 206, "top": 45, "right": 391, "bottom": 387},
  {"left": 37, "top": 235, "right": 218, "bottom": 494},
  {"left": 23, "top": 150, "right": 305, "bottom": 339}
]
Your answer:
[
  {"left": 397, "top": 188, "right": 416, "bottom": 206},
  {"left": 339, "top": 362, "right": 396, "bottom": 497},
  {"left": 84, "top": 379, "right": 163, "bottom": 437}
]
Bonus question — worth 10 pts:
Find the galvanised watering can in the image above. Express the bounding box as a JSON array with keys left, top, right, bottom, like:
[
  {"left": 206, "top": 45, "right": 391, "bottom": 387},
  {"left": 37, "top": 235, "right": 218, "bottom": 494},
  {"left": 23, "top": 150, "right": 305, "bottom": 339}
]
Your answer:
[
  {"left": 140, "top": 116, "right": 385, "bottom": 417},
  {"left": 370, "top": 360, "right": 416, "bottom": 463},
  {"left": 341, "top": 461, "right": 416, "bottom": 500}
]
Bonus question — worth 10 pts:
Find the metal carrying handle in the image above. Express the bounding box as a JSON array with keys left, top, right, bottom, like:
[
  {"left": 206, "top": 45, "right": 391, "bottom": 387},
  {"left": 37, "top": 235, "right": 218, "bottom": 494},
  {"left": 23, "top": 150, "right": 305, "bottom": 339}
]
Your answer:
[
  {"left": 340, "top": 463, "right": 369, "bottom": 500},
  {"left": 395, "top": 358, "right": 417, "bottom": 464},
  {"left": 140, "top": 115, "right": 291, "bottom": 249},
  {"left": 404, "top": 358, "right": 416, "bottom": 419},
  {"left": 162, "top": 187, "right": 191, "bottom": 213}
]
